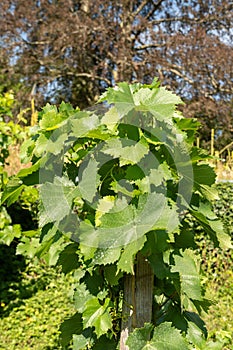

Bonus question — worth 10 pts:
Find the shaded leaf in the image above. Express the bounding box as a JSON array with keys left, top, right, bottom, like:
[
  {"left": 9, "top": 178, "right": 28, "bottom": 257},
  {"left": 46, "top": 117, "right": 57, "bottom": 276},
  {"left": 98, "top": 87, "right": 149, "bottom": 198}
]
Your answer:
[
  {"left": 73, "top": 334, "right": 91, "bottom": 350},
  {"left": 104, "top": 265, "right": 123, "bottom": 286},
  {"left": 57, "top": 243, "right": 79, "bottom": 273},
  {"left": 60, "top": 312, "right": 83, "bottom": 346}
]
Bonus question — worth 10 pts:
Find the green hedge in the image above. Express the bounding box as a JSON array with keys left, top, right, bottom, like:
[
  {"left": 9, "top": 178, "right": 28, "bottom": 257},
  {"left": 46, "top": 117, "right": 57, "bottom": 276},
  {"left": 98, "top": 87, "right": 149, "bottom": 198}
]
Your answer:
[
  {"left": 199, "top": 183, "right": 233, "bottom": 349},
  {"left": 0, "top": 254, "right": 75, "bottom": 349}
]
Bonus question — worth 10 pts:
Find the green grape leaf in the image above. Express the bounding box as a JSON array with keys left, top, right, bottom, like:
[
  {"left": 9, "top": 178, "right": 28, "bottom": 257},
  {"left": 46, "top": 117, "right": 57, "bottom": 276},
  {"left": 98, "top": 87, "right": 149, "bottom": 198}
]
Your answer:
[
  {"left": 18, "top": 161, "right": 41, "bottom": 178},
  {"left": 171, "top": 249, "right": 202, "bottom": 301},
  {"left": 149, "top": 322, "right": 189, "bottom": 350},
  {"left": 127, "top": 322, "right": 188, "bottom": 350},
  {"left": 0, "top": 224, "right": 21, "bottom": 245},
  {"left": 186, "top": 321, "right": 207, "bottom": 349},
  {"left": 16, "top": 237, "right": 40, "bottom": 258},
  {"left": 78, "top": 193, "right": 167, "bottom": 250},
  {"left": 35, "top": 131, "right": 68, "bottom": 156},
  {"left": 153, "top": 201, "right": 180, "bottom": 233},
  {"left": 101, "top": 106, "right": 121, "bottom": 131},
  {"left": 92, "top": 336, "right": 117, "bottom": 350},
  {"left": 40, "top": 176, "right": 80, "bottom": 223},
  {"left": 102, "top": 138, "right": 149, "bottom": 166},
  {"left": 60, "top": 312, "right": 83, "bottom": 347},
  {"left": 148, "top": 252, "right": 169, "bottom": 279},
  {"left": 174, "top": 118, "right": 201, "bottom": 144},
  {"left": 98, "top": 200, "right": 135, "bottom": 228},
  {"left": 133, "top": 87, "right": 183, "bottom": 121},
  {"left": 20, "top": 137, "right": 35, "bottom": 163},
  {"left": 111, "top": 179, "right": 138, "bottom": 198},
  {"left": 45, "top": 237, "right": 67, "bottom": 266},
  {"left": 104, "top": 265, "right": 123, "bottom": 286},
  {"left": 1, "top": 177, "right": 24, "bottom": 205},
  {"left": 34, "top": 133, "right": 49, "bottom": 156},
  {"left": 82, "top": 298, "right": 112, "bottom": 338},
  {"left": 100, "top": 82, "right": 135, "bottom": 117},
  {"left": 79, "top": 157, "right": 100, "bottom": 203},
  {"left": 136, "top": 163, "right": 172, "bottom": 192},
  {"left": 125, "top": 164, "right": 145, "bottom": 181},
  {"left": 117, "top": 236, "right": 146, "bottom": 274},
  {"left": 73, "top": 334, "right": 91, "bottom": 350},
  {"left": 197, "top": 201, "right": 218, "bottom": 220},
  {"left": 126, "top": 323, "right": 153, "bottom": 350},
  {"left": 73, "top": 283, "right": 94, "bottom": 313},
  {"left": 71, "top": 112, "right": 100, "bottom": 137},
  {"left": 57, "top": 243, "right": 79, "bottom": 273},
  {"left": 39, "top": 104, "right": 69, "bottom": 130},
  {"left": 95, "top": 196, "right": 115, "bottom": 226},
  {"left": 92, "top": 247, "right": 122, "bottom": 265},
  {"left": 184, "top": 311, "right": 208, "bottom": 337},
  {"left": 86, "top": 126, "right": 110, "bottom": 140},
  {"left": 79, "top": 242, "right": 97, "bottom": 261},
  {"left": 193, "top": 164, "right": 216, "bottom": 186},
  {"left": 191, "top": 209, "right": 232, "bottom": 249},
  {"left": 197, "top": 184, "right": 219, "bottom": 201},
  {"left": 208, "top": 219, "right": 232, "bottom": 249}
]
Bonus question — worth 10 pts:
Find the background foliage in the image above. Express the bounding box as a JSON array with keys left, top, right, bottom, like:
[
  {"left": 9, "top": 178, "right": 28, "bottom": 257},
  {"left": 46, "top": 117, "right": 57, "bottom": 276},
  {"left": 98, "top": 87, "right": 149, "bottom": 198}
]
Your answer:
[
  {"left": 198, "top": 183, "right": 233, "bottom": 349},
  {"left": 0, "top": 0, "right": 232, "bottom": 148}
]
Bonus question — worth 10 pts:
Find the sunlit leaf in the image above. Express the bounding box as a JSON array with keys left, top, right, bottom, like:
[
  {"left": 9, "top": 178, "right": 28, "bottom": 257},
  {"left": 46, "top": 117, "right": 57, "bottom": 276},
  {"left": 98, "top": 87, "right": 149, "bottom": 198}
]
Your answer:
[
  {"left": 82, "top": 298, "right": 112, "bottom": 338},
  {"left": 126, "top": 323, "right": 153, "bottom": 349},
  {"left": 117, "top": 236, "right": 146, "bottom": 274},
  {"left": 1, "top": 177, "right": 24, "bottom": 205},
  {"left": 102, "top": 138, "right": 149, "bottom": 166},
  {"left": 149, "top": 322, "right": 189, "bottom": 349},
  {"left": 79, "top": 157, "right": 100, "bottom": 203},
  {"left": 171, "top": 249, "right": 202, "bottom": 301}
]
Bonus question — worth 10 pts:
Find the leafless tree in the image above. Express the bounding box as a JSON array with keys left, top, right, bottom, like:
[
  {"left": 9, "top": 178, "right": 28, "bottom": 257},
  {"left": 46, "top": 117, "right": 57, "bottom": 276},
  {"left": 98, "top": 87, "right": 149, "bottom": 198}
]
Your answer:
[{"left": 0, "top": 0, "right": 232, "bottom": 147}]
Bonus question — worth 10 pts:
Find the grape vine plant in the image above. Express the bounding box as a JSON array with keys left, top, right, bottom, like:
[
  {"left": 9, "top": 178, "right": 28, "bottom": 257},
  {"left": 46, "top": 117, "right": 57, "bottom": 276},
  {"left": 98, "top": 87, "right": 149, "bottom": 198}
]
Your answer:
[{"left": 2, "top": 79, "right": 231, "bottom": 349}]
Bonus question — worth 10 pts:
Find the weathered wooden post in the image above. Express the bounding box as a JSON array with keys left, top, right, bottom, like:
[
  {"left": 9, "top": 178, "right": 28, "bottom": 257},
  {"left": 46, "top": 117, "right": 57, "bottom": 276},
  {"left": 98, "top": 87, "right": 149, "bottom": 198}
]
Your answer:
[{"left": 120, "top": 253, "right": 154, "bottom": 349}]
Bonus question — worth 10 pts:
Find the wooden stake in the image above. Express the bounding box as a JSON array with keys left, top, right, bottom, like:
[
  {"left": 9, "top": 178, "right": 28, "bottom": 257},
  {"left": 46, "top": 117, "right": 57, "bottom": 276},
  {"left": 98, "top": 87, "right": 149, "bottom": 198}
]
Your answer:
[
  {"left": 120, "top": 253, "right": 154, "bottom": 349},
  {"left": 211, "top": 129, "right": 215, "bottom": 156}
]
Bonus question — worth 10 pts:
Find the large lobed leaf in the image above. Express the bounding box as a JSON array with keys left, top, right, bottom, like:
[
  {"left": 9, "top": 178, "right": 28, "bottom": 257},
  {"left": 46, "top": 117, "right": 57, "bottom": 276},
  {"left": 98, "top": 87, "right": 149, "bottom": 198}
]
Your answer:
[
  {"left": 171, "top": 249, "right": 202, "bottom": 301},
  {"left": 126, "top": 322, "right": 189, "bottom": 350}
]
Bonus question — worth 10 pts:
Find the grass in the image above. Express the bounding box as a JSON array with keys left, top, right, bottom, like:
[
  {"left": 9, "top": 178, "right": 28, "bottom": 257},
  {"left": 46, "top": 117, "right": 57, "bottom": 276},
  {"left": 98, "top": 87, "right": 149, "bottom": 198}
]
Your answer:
[
  {"left": 0, "top": 248, "right": 75, "bottom": 350},
  {"left": 203, "top": 269, "right": 233, "bottom": 349}
]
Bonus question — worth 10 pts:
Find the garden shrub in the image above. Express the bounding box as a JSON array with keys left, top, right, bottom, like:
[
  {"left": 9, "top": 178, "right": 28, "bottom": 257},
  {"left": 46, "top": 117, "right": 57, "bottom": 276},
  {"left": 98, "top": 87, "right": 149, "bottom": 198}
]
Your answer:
[{"left": 2, "top": 80, "right": 231, "bottom": 349}]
